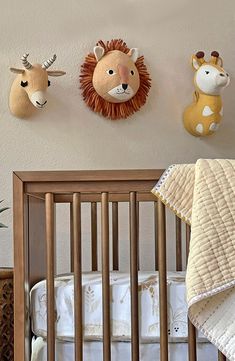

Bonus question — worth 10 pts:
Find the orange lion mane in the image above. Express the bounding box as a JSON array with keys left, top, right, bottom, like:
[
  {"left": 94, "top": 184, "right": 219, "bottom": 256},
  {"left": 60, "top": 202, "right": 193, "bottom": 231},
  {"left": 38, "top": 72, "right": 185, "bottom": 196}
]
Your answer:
[{"left": 80, "top": 39, "right": 151, "bottom": 120}]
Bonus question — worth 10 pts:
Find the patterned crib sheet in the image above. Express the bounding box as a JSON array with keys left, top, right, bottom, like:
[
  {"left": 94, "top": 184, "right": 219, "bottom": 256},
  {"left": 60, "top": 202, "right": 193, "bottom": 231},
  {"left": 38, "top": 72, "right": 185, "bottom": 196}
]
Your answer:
[
  {"left": 31, "top": 337, "right": 216, "bottom": 361},
  {"left": 30, "top": 271, "right": 206, "bottom": 342}
]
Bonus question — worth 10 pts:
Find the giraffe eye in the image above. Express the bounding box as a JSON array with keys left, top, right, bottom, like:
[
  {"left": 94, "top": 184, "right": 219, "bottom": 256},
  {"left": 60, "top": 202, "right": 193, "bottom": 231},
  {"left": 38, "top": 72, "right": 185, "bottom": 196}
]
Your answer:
[
  {"left": 48, "top": 80, "right": 51, "bottom": 87},
  {"left": 205, "top": 71, "right": 210, "bottom": 74},
  {"left": 21, "top": 81, "right": 28, "bottom": 87}
]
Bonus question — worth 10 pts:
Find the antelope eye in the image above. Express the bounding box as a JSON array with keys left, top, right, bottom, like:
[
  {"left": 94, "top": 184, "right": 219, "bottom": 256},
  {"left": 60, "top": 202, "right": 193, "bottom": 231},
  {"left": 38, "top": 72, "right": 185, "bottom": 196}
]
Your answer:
[
  {"left": 131, "top": 70, "right": 134, "bottom": 75},
  {"left": 21, "top": 81, "right": 28, "bottom": 87},
  {"left": 205, "top": 71, "right": 210, "bottom": 74},
  {"left": 106, "top": 69, "right": 116, "bottom": 75},
  {"left": 48, "top": 80, "right": 51, "bottom": 87}
]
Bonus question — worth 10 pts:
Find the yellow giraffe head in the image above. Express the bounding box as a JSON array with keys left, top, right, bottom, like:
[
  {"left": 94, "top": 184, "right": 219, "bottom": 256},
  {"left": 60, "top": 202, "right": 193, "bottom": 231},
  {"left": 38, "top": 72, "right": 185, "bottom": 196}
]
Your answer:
[{"left": 192, "top": 51, "right": 230, "bottom": 95}]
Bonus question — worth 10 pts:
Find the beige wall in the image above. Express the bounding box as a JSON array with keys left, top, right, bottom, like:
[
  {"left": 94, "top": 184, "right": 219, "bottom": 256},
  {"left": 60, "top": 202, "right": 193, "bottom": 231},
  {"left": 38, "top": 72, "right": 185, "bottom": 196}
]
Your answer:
[{"left": 1, "top": 0, "right": 235, "bottom": 269}]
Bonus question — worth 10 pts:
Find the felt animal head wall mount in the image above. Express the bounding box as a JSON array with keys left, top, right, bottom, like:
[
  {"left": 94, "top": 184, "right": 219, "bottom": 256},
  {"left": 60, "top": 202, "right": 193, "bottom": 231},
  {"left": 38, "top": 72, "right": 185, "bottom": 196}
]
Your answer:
[
  {"left": 9, "top": 54, "right": 66, "bottom": 119},
  {"left": 183, "top": 51, "right": 230, "bottom": 137},
  {"left": 80, "top": 39, "right": 151, "bottom": 120}
]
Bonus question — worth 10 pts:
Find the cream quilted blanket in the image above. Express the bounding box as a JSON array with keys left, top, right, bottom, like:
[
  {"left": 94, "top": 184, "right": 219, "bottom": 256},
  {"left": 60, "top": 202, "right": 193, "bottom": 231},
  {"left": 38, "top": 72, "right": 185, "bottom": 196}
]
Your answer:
[{"left": 152, "top": 159, "right": 235, "bottom": 360}]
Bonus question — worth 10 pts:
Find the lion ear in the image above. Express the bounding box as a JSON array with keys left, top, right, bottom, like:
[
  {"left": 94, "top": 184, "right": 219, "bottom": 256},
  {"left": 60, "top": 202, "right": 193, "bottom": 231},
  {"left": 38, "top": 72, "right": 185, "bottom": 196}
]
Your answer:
[
  {"left": 94, "top": 46, "right": 105, "bottom": 62},
  {"left": 128, "top": 48, "right": 139, "bottom": 63}
]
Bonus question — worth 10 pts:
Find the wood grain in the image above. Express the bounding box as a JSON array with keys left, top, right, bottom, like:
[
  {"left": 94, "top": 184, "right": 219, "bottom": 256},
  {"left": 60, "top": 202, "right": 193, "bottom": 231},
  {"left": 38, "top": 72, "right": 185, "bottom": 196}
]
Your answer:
[
  {"left": 130, "top": 192, "right": 139, "bottom": 361},
  {"left": 45, "top": 193, "right": 55, "bottom": 361},
  {"left": 101, "top": 193, "right": 111, "bottom": 361},
  {"left": 73, "top": 193, "right": 83, "bottom": 361},
  {"left": 157, "top": 200, "right": 168, "bottom": 361}
]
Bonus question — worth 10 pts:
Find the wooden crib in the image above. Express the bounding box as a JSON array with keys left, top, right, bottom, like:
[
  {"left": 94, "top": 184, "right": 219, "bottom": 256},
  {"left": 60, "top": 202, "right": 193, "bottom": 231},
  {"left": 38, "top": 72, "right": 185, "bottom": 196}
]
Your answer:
[{"left": 13, "top": 170, "right": 225, "bottom": 361}]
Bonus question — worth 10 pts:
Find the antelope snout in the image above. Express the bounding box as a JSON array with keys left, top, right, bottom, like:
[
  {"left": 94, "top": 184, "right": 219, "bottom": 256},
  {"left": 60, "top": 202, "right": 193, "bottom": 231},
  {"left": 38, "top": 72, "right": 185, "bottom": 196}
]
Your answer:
[{"left": 30, "top": 91, "right": 48, "bottom": 109}]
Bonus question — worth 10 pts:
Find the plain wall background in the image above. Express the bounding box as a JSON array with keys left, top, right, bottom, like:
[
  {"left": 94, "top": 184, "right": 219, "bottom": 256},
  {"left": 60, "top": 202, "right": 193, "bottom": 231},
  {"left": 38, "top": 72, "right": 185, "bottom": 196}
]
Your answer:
[{"left": 1, "top": 0, "right": 235, "bottom": 271}]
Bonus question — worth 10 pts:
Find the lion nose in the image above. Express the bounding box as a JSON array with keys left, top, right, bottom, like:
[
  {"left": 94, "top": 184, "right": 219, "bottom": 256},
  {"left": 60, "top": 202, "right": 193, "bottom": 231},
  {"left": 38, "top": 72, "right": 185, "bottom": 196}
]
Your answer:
[{"left": 122, "top": 84, "right": 128, "bottom": 90}]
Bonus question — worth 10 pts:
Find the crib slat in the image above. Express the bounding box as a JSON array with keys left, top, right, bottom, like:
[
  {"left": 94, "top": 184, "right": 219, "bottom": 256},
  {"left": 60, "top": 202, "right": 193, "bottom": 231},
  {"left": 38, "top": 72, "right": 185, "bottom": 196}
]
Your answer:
[
  {"left": 188, "top": 321, "right": 197, "bottom": 361},
  {"left": 186, "top": 224, "right": 197, "bottom": 361},
  {"left": 175, "top": 216, "right": 182, "bottom": 271},
  {"left": 186, "top": 223, "right": 191, "bottom": 262},
  {"left": 45, "top": 193, "right": 55, "bottom": 361},
  {"left": 154, "top": 202, "right": 158, "bottom": 271},
  {"left": 101, "top": 193, "right": 111, "bottom": 361},
  {"left": 70, "top": 203, "right": 74, "bottom": 272},
  {"left": 91, "top": 202, "right": 98, "bottom": 271},
  {"left": 157, "top": 200, "right": 168, "bottom": 361},
  {"left": 73, "top": 193, "right": 83, "bottom": 361},
  {"left": 218, "top": 351, "right": 226, "bottom": 360},
  {"left": 112, "top": 202, "right": 119, "bottom": 270},
  {"left": 129, "top": 192, "right": 139, "bottom": 361},
  {"left": 137, "top": 201, "right": 140, "bottom": 270}
]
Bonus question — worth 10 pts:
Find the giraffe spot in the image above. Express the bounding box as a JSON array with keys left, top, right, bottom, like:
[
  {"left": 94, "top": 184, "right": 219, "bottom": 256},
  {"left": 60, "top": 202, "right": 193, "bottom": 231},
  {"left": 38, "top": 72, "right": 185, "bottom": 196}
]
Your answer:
[
  {"left": 209, "top": 123, "right": 219, "bottom": 131},
  {"left": 202, "top": 106, "right": 214, "bottom": 116},
  {"left": 196, "top": 123, "right": 204, "bottom": 134}
]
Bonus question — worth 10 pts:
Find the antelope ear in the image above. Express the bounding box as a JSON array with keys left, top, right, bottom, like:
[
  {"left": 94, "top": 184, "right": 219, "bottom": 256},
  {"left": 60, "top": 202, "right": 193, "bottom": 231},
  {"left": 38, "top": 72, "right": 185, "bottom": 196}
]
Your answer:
[
  {"left": 10, "top": 67, "right": 25, "bottom": 74},
  {"left": 47, "top": 70, "right": 66, "bottom": 77},
  {"left": 128, "top": 48, "right": 139, "bottom": 63},
  {"left": 94, "top": 46, "right": 105, "bottom": 62},
  {"left": 191, "top": 55, "right": 201, "bottom": 70}
]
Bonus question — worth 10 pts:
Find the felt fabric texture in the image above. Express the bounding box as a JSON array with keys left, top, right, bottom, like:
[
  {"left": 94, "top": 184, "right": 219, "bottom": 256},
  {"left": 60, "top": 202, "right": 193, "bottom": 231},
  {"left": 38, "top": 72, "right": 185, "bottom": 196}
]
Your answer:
[
  {"left": 183, "top": 93, "right": 222, "bottom": 136},
  {"left": 9, "top": 62, "right": 65, "bottom": 119},
  {"left": 92, "top": 50, "right": 140, "bottom": 103},
  {"left": 152, "top": 159, "right": 235, "bottom": 360},
  {"left": 183, "top": 52, "right": 229, "bottom": 137}
]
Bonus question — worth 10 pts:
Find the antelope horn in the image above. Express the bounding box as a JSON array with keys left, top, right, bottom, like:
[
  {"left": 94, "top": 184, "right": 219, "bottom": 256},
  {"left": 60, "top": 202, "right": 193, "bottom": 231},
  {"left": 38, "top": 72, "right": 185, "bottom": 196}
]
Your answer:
[
  {"left": 42, "top": 54, "right": 57, "bottom": 69},
  {"left": 21, "top": 53, "right": 33, "bottom": 70}
]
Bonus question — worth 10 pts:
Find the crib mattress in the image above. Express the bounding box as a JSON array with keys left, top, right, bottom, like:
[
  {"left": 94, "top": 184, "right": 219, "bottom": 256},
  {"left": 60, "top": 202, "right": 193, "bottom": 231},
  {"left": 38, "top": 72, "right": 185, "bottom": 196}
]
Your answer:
[
  {"left": 30, "top": 271, "right": 206, "bottom": 342},
  {"left": 31, "top": 337, "right": 216, "bottom": 361}
]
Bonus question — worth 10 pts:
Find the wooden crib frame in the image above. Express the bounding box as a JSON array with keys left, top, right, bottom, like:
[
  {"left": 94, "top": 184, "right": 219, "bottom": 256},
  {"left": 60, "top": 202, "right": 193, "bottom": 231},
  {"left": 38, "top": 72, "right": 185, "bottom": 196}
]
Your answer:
[{"left": 13, "top": 170, "right": 226, "bottom": 361}]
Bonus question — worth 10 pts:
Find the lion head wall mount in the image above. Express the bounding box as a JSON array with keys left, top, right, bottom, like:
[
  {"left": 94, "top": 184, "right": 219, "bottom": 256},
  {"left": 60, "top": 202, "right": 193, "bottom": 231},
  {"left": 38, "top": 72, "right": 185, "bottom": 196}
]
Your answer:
[{"left": 80, "top": 39, "right": 151, "bottom": 120}]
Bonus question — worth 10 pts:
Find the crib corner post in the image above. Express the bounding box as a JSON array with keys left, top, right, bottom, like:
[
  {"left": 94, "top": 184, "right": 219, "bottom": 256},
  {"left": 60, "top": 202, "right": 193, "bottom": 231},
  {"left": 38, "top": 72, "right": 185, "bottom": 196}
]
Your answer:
[{"left": 13, "top": 173, "right": 29, "bottom": 361}]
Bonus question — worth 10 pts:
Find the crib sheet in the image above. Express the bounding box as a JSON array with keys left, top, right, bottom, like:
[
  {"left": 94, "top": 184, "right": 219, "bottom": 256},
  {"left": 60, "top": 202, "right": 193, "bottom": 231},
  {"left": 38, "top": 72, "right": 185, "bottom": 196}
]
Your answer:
[
  {"left": 31, "top": 337, "right": 216, "bottom": 361},
  {"left": 30, "top": 271, "right": 206, "bottom": 342}
]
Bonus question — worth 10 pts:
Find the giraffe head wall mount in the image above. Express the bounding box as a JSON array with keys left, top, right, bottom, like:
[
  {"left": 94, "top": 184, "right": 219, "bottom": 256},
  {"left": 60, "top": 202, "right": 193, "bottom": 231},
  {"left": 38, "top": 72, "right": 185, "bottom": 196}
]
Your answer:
[{"left": 183, "top": 51, "right": 230, "bottom": 137}]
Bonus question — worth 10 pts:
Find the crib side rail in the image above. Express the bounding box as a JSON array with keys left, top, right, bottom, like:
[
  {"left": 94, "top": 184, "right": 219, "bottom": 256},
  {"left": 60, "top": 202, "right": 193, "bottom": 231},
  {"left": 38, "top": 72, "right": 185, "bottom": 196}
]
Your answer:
[{"left": 13, "top": 170, "right": 226, "bottom": 361}]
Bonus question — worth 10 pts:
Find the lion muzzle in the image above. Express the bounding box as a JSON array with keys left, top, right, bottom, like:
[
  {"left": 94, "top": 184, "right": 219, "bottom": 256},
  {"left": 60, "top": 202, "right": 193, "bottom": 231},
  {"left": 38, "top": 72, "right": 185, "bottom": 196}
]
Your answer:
[{"left": 108, "top": 84, "right": 134, "bottom": 101}]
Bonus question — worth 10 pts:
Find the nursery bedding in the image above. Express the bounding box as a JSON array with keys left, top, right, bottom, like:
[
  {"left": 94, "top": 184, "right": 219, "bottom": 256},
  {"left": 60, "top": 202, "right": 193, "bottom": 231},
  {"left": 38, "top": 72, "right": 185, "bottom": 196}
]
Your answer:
[
  {"left": 31, "top": 337, "right": 217, "bottom": 361},
  {"left": 30, "top": 271, "right": 206, "bottom": 342},
  {"left": 152, "top": 159, "right": 235, "bottom": 360}
]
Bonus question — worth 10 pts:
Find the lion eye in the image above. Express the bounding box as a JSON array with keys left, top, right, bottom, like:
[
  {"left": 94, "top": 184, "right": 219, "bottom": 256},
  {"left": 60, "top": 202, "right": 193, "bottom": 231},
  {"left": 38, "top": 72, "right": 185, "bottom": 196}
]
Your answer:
[
  {"left": 21, "top": 81, "right": 28, "bottom": 87},
  {"left": 205, "top": 71, "right": 210, "bottom": 74},
  {"left": 131, "top": 70, "right": 134, "bottom": 75},
  {"left": 48, "top": 80, "right": 51, "bottom": 87},
  {"left": 106, "top": 69, "right": 116, "bottom": 75}
]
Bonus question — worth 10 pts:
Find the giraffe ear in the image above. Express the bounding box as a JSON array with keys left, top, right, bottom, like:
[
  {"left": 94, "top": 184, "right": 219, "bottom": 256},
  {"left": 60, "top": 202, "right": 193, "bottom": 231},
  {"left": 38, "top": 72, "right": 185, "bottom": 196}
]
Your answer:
[
  {"left": 217, "top": 56, "right": 223, "bottom": 67},
  {"left": 191, "top": 55, "right": 201, "bottom": 70}
]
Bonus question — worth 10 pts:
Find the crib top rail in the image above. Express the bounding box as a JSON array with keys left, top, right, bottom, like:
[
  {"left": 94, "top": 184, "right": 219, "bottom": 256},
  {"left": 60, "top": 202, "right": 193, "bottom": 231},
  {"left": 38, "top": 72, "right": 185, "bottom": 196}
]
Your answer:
[{"left": 14, "top": 169, "right": 164, "bottom": 201}]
